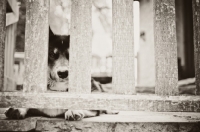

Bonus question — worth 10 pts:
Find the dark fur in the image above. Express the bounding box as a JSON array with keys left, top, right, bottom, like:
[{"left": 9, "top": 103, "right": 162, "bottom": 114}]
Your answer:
[{"left": 5, "top": 28, "right": 117, "bottom": 120}]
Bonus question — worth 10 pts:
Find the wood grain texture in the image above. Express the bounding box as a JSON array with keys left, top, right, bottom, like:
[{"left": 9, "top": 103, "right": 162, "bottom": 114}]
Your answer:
[
  {"left": 112, "top": 0, "right": 135, "bottom": 94},
  {"left": 1, "top": 111, "right": 200, "bottom": 131},
  {"left": 1, "top": 92, "right": 200, "bottom": 112},
  {"left": 154, "top": 0, "right": 178, "bottom": 96},
  {"left": 23, "top": 0, "right": 49, "bottom": 92},
  {"left": 0, "top": 117, "right": 38, "bottom": 131},
  {"left": 35, "top": 121, "right": 200, "bottom": 132},
  {"left": 0, "top": 0, "right": 6, "bottom": 91},
  {"left": 193, "top": 0, "right": 200, "bottom": 95},
  {"left": 69, "top": 0, "right": 92, "bottom": 93}
]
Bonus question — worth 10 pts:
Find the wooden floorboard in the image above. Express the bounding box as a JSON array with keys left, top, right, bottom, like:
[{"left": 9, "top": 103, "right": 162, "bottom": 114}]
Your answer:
[{"left": 0, "top": 110, "right": 200, "bottom": 131}]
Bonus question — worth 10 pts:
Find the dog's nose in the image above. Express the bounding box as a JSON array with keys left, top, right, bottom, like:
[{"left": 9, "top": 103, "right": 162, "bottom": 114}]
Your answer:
[{"left": 57, "top": 70, "right": 68, "bottom": 79}]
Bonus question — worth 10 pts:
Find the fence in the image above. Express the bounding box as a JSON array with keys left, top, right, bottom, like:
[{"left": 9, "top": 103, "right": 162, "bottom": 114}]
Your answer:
[{"left": 0, "top": 0, "right": 200, "bottom": 131}]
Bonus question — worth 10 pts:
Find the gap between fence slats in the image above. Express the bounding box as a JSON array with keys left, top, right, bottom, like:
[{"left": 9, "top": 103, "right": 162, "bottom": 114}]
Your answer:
[
  {"left": 0, "top": 0, "right": 6, "bottom": 91},
  {"left": 23, "top": 0, "right": 49, "bottom": 92},
  {"left": 192, "top": 0, "right": 200, "bottom": 95},
  {"left": 154, "top": 0, "right": 178, "bottom": 96},
  {"left": 69, "top": 0, "right": 92, "bottom": 93},
  {"left": 112, "top": 0, "right": 135, "bottom": 94}
]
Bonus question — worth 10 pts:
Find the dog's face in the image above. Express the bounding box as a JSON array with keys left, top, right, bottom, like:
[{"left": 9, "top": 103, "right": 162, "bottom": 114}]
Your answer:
[{"left": 48, "top": 29, "right": 70, "bottom": 91}]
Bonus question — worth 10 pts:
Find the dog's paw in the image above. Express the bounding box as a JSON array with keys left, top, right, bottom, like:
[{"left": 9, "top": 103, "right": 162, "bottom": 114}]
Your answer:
[
  {"left": 5, "top": 108, "right": 27, "bottom": 119},
  {"left": 105, "top": 110, "right": 119, "bottom": 115},
  {"left": 65, "top": 110, "right": 85, "bottom": 121}
]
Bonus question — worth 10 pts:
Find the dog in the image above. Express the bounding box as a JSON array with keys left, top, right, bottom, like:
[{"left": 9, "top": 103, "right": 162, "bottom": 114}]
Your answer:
[{"left": 5, "top": 28, "right": 117, "bottom": 121}]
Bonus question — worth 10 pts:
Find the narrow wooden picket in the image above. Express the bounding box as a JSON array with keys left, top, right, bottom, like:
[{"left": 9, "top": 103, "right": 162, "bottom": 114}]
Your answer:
[
  {"left": 23, "top": 0, "right": 49, "bottom": 92},
  {"left": 69, "top": 0, "right": 92, "bottom": 93},
  {"left": 154, "top": 0, "right": 178, "bottom": 96},
  {"left": 0, "top": 0, "right": 6, "bottom": 91},
  {"left": 112, "top": 0, "right": 135, "bottom": 94},
  {"left": 193, "top": 0, "right": 200, "bottom": 95}
]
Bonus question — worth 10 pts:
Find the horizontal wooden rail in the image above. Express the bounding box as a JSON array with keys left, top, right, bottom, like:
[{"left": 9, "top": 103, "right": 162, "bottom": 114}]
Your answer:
[{"left": 1, "top": 92, "right": 200, "bottom": 112}]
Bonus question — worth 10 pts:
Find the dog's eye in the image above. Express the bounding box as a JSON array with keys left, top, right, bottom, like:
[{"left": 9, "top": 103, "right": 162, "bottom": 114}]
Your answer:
[{"left": 49, "top": 49, "right": 59, "bottom": 59}]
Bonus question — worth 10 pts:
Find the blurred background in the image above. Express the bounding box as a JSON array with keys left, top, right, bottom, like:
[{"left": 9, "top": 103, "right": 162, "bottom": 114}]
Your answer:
[{"left": 5, "top": 0, "right": 195, "bottom": 92}]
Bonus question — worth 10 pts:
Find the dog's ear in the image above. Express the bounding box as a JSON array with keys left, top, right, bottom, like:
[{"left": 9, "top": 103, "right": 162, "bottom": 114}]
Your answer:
[{"left": 49, "top": 27, "right": 55, "bottom": 38}]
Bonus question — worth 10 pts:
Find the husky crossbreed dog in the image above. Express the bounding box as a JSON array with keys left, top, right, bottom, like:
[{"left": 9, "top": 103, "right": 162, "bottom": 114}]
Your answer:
[{"left": 5, "top": 28, "right": 117, "bottom": 121}]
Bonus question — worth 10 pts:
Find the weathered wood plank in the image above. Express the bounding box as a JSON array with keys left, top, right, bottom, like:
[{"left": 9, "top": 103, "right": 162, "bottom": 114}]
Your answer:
[
  {"left": 35, "top": 122, "right": 200, "bottom": 132},
  {"left": 112, "top": 0, "right": 135, "bottom": 94},
  {"left": 193, "top": 0, "right": 200, "bottom": 95},
  {"left": 154, "top": 0, "right": 178, "bottom": 95},
  {"left": 0, "top": 121, "right": 199, "bottom": 132},
  {"left": 1, "top": 111, "right": 200, "bottom": 131},
  {"left": 69, "top": 0, "right": 92, "bottom": 94},
  {"left": 23, "top": 0, "right": 49, "bottom": 92},
  {"left": 0, "top": 117, "right": 39, "bottom": 131},
  {"left": 0, "top": 0, "right": 6, "bottom": 91},
  {"left": 1, "top": 92, "right": 200, "bottom": 112}
]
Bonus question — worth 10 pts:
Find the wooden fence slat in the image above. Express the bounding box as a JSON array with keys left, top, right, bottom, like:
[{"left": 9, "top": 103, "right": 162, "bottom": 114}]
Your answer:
[
  {"left": 112, "top": 0, "right": 135, "bottom": 94},
  {"left": 193, "top": 0, "right": 200, "bottom": 95},
  {"left": 0, "top": 0, "right": 6, "bottom": 91},
  {"left": 23, "top": 0, "right": 49, "bottom": 92},
  {"left": 69, "top": 0, "right": 92, "bottom": 93},
  {"left": 1, "top": 92, "right": 200, "bottom": 112},
  {"left": 154, "top": 0, "right": 178, "bottom": 96}
]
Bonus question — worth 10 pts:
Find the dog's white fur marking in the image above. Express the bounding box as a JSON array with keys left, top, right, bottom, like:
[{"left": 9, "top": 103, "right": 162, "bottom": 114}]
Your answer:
[
  {"left": 49, "top": 81, "right": 68, "bottom": 91},
  {"left": 18, "top": 108, "right": 28, "bottom": 118},
  {"left": 54, "top": 48, "right": 58, "bottom": 54},
  {"left": 40, "top": 109, "right": 67, "bottom": 117}
]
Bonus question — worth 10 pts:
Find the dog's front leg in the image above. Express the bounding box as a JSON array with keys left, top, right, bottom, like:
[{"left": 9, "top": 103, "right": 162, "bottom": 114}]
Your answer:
[{"left": 65, "top": 110, "right": 99, "bottom": 121}]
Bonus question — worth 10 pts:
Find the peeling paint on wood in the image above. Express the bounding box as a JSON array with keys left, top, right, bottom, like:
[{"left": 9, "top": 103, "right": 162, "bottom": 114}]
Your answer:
[
  {"left": 0, "top": 0, "right": 6, "bottom": 91},
  {"left": 193, "top": 0, "right": 200, "bottom": 95},
  {"left": 23, "top": 0, "right": 49, "bottom": 92},
  {"left": 1, "top": 92, "right": 200, "bottom": 112},
  {"left": 154, "top": 0, "right": 178, "bottom": 96},
  {"left": 112, "top": 0, "right": 135, "bottom": 94},
  {"left": 69, "top": 0, "right": 92, "bottom": 93}
]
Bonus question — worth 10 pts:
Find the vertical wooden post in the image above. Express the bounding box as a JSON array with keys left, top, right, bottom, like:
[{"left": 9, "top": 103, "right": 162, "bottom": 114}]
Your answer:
[
  {"left": 193, "top": 0, "right": 200, "bottom": 95},
  {"left": 0, "top": 0, "right": 6, "bottom": 91},
  {"left": 154, "top": 0, "right": 178, "bottom": 95},
  {"left": 112, "top": 0, "right": 135, "bottom": 94},
  {"left": 69, "top": 0, "right": 92, "bottom": 93},
  {"left": 23, "top": 0, "right": 49, "bottom": 92}
]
